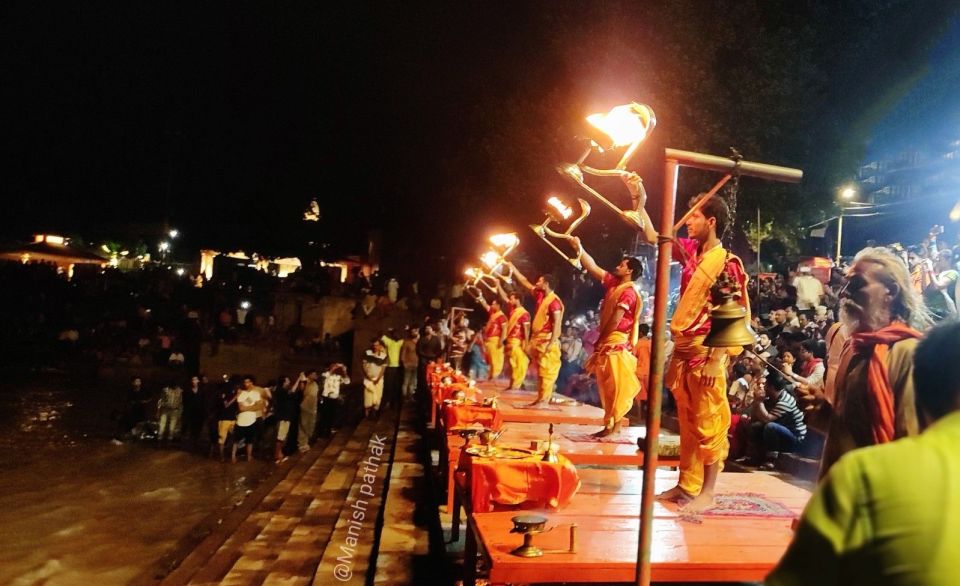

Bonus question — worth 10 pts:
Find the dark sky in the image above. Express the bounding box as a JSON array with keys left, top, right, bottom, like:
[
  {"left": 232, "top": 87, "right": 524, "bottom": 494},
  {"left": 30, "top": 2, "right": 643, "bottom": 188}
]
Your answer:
[
  {"left": 3, "top": 4, "right": 557, "bottom": 266},
  {"left": 3, "top": 2, "right": 958, "bottom": 277}
]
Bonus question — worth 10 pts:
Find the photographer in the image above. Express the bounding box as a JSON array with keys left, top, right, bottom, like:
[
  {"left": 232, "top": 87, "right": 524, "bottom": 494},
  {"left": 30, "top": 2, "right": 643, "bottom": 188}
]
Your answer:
[{"left": 318, "top": 363, "right": 349, "bottom": 437}]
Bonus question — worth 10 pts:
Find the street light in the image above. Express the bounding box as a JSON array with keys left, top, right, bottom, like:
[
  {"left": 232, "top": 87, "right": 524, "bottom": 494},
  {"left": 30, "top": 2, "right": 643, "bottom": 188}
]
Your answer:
[
  {"left": 835, "top": 186, "right": 876, "bottom": 263},
  {"left": 169, "top": 229, "right": 179, "bottom": 239}
]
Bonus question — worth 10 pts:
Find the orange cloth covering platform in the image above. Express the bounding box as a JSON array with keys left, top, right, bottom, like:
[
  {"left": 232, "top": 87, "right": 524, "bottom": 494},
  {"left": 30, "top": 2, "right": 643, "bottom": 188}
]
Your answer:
[
  {"left": 458, "top": 450, "right": 581, "bottom": 513},
  {"left": 465, "top": 469, "right": 811, "bottom": 585},
  {"left": 442, "top": 404, "right": 503, "bottom": 431}
]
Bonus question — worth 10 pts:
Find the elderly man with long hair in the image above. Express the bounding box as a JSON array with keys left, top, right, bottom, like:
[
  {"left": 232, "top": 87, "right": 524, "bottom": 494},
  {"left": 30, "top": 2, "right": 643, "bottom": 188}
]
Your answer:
[
  {"left": 768, "top": 320, "right": 960, "bottom": 585},
  {"left": 819, "top": 246, "right": 932, "bottom": 477}
]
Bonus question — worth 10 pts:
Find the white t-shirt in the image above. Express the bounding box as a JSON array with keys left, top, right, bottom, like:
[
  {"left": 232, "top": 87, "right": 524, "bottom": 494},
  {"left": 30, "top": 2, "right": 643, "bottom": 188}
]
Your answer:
[
  {"left": 792, "top": 275, "right": 824, "bottom": 310},
  {"left": 236, "top": 388, "right": 262, "bottom": 426},
  {"left": 321, "top": 373, "right": 350, "bottom": 399},
  {"left": 362, "top": 350, "right": 388, "bottom": 381}
]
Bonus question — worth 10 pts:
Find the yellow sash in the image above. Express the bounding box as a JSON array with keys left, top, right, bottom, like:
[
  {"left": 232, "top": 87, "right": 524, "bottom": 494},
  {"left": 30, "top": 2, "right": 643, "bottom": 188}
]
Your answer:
[
  {"left": 505, "top": 306, "right": 529, "bottom": 340},
  {"left": 597, "top": 280, "right": 639, "bottom": 347},
  {"left": 532, "top": 291, "right": 563, "bottom": 337},
  {"left": 670, "top": 245, "right": 727, "bottom": 336},
  {"left": 484, "top": 309, "right": 506, "bottom": 337}
]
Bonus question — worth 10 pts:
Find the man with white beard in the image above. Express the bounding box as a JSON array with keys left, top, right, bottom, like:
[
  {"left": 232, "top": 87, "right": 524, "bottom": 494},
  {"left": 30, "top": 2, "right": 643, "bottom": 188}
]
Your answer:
[{"left": 819, "top": 247, "right": 932, "bottom": 477}]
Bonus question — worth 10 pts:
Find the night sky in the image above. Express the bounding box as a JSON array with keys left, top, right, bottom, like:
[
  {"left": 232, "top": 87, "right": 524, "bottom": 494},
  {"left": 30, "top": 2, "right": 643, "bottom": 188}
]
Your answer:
[{"left": 3, "top": 2, "right": 959, "bottom": 279}]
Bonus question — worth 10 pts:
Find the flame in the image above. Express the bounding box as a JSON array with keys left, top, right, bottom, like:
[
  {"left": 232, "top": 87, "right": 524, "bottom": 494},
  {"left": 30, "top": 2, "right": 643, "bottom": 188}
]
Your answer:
[
  {"left": 464, "top": 267, "right": 479, "bottom": 279},
  {"left": 950, "top": 199, "right": 960, "bottom": 222},
  {"left": 546, "top": 196, "right": 573, "bottom": 219},
  {"left": 480, "top": 250, "right": 500, "bottom": 269},
  {"left": 489, "top": 232, "right": 519, "bottom": 250},
  {"left": 586, "top": 103, "right": 653, "bottom": 147}
]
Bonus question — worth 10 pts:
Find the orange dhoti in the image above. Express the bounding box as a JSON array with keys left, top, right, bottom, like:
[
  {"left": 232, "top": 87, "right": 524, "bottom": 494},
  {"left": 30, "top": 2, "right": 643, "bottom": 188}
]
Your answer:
[
  {"left": 529, "top": 334, "right": 561, "bottom": 401},
  {"left": 586, "top": 332, "right": 640, "bottom": 429},
  {"left": 505, "top": 338, "right": 529, "bottom": 390},
  {"left": 668, "top": 335, "right": 730, "bottom": 497},
  {"left": 484, "top": 338, "right": 504, "bottom": 379}
]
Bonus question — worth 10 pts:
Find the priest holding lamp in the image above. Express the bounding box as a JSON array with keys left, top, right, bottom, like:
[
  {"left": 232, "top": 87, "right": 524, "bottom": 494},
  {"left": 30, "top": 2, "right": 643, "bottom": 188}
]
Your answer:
[
  {"left": 498, "top": 283, "right": 532, "bottom": 391},
  {"left": 502, "top": 261, "right": 564, "bottom": 406},
  {"left": 569, "top": 237, "right": 643, "bottom": 437},
  {"left": 625, "top": 171, "right": 750, "bottom": 513},
  {"left": 467, "top": 286, "right": 508, "bottom": 381}
]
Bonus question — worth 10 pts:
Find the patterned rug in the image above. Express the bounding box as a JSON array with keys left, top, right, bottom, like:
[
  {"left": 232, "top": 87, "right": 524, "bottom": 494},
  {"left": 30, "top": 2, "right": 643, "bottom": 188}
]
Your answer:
[
  {"left": 680, "top": 492, "right": 797, "bottom": 523},
  {"left": 510, "top": 402, "right": 562, "bottom": 411},
  {"left": 563, "top": 432, "right": 635, "bottom": 445}
]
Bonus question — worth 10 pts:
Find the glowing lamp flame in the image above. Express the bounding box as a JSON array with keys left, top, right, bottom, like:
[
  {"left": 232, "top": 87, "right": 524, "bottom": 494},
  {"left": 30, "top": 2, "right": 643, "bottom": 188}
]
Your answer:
[
  {"left": 546, "top": 196, "right": 573, "bottom": 220},
  {"left": 464, "top": 267, "right": 479, "bottom": 279},
  {"left": 586, "top": 103, "right": 654, "bottom": 147},
  {"left": 489, "top": 232, "right": 519, "bottom": 250},
  {"left": 950, "top": 199, "right": 960, "bottom": 222},
  {"left": 480, "top": 251, "right": 500, "bottom": 269}
]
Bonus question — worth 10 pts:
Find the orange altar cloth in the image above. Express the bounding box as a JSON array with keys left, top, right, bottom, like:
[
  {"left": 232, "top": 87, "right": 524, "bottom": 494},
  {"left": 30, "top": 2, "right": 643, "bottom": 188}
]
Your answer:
[
  {"left": 442, "top": 404, "right": 503, "bottom": 431},
  {"left": 458, "top": 451, "right": 581, "bottom": 513}
]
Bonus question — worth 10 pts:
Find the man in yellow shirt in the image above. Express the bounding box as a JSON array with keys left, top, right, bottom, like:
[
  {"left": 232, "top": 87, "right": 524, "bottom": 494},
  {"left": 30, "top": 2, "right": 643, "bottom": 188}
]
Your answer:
[
  {"left": 767, "top": 320, "right": 960, "bottom": 586},
  {"left": 380, "top": 328, "right": 404, "bottom": 409}
]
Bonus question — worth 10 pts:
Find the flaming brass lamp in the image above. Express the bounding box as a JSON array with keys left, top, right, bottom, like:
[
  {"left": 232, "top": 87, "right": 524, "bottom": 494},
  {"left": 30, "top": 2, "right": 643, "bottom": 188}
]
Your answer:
[
  {"left": 463, "top": 266, "right": 499, "bottom": 293},
  {"left": 529, "top": 196, "right": 591, "bottom": 268},
  {"left": 558, "top": 103, "right": 656, "bottom": 225}
]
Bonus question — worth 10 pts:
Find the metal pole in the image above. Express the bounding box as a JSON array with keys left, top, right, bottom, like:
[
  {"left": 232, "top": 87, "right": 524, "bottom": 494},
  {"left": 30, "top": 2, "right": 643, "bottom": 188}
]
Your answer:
[
  {"left": 636, "top": 158, "right": 678, "bottom": 586},
  {"left": 757, "top": 207, "right": 761, "bottom": 299},
  {"left": 664, "top": 149, "right": 803, "bottom": 183},
  {"left": 835, "top": 212, "right": 844, "bottom": 264}
]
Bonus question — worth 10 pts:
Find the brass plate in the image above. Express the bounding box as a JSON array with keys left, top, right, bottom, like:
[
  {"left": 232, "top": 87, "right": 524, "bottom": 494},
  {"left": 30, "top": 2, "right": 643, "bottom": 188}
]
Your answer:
[{"left": 465, "top": 446, "right": 535, "bottom": 459}]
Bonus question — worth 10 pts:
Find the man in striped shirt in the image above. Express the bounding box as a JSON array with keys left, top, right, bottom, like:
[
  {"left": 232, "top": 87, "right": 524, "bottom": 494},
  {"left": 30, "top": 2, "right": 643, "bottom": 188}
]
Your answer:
[{"left": 747, "top": 373, "right": 807, "bottom": 469}]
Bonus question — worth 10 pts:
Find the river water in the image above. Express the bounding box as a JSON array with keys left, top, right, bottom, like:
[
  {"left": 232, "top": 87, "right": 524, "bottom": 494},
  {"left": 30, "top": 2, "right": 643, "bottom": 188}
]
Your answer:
[{"left": 0, "top": 373, "right": 271, "bottom": 585}]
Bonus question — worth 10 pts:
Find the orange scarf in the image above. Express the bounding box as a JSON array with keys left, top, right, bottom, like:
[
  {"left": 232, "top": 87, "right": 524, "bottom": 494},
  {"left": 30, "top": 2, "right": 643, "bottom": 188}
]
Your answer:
[
  {"left": 532, "top": 291, "right": 563, "bottom": 337},
  {"left": 505, "top": 305, "right": 529, "bottom": 340},
  {"left": 597, "top": 280, "right": 639, "bottom": 347},
  {"left": 484, "top": 309, "right": 506, "bottom": 338},
  {"left": 850, "top": 322, "right": 922, "bottom": 444}
]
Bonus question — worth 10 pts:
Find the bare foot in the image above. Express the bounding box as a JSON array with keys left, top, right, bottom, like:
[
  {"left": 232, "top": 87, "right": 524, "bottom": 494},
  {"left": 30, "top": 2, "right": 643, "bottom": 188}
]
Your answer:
[
  {"left": 680, "top": 492, "right": 716, "bottom": 513},
  {"left": 591, "top": 426, "right": 615, "bottom": 438},
  {"left": 656, "top": 485, "right": 694, "bottom": 504}
]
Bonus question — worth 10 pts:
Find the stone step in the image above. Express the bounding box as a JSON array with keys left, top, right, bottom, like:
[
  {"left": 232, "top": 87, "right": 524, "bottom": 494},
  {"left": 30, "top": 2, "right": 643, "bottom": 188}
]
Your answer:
[
  {"left": 313, "top": 408, "right": 401, "bottom": 585},
  {"left": 372, "top": 405, "right": 432, "bottom": 585},
  {"left": 777, "top": 452, "right": 821, "bottom": 482},
  {"left": 155, "top": 438, "right": 334, "bottom": 586},
  {"left": 216, "top": 424, "right": 370, "bottom": 584},
  {"left": 255, "top": 418, "right": 381, "bottom": 584}
]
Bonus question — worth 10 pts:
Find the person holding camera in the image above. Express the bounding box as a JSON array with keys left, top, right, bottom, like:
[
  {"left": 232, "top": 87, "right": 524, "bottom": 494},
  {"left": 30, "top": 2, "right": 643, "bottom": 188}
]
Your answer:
[{"left": 318, "top": 363, "right": 350, "bottom": 437}]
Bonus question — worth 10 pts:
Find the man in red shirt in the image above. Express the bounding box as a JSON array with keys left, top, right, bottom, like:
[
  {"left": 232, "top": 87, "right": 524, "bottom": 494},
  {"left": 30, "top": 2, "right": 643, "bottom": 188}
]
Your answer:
[
  {"left": 505, "top": 262, "right": 564, "bottom": 406},
  {"left": 497, "top": 286, "right": 531, "bottom": 390},
  {"left": 469, "top": 289, "right": 508, "bottom": 381},
  {"left": 571, "top": 237, "right": 643, "bottom": 436}
]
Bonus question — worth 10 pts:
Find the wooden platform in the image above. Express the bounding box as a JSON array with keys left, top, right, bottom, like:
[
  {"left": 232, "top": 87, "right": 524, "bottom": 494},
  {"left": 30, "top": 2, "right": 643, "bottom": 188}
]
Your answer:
[
  {"left": 441, "top": 423, "right": 678, "bottom": 514},
  {"left": 474, "top": 383, "right": 628, "bottom": 427},
  {"left": 466, "top": 469, "right": 810, "bottom": 584}
]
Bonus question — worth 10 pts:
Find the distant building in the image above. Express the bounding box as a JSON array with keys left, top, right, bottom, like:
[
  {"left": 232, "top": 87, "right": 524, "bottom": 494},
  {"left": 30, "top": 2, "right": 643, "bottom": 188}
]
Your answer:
[{"left": 0, "top": 234, "right": 108, "bottom": 278}]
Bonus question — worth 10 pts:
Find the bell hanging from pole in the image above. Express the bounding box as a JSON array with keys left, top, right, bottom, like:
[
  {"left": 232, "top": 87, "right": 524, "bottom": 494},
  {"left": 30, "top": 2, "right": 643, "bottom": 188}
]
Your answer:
[{"left": 703, "top": 270, "right": 758, "bottom": 348}]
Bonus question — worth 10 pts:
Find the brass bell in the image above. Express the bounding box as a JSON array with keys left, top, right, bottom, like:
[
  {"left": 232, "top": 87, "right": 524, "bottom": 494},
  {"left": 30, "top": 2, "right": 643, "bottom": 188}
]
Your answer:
[
  {"left": 704, "top": 267, "right": 757, "bottom": 348},
  {"left": 704, "top": 295, "right": 758, "bottom": 348}
]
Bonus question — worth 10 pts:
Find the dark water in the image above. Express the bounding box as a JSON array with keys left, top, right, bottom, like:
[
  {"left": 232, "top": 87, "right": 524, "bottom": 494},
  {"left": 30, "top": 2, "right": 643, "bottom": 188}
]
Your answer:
[{"left": 0, "top": 374, "right": 271, "bottom": 585}]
